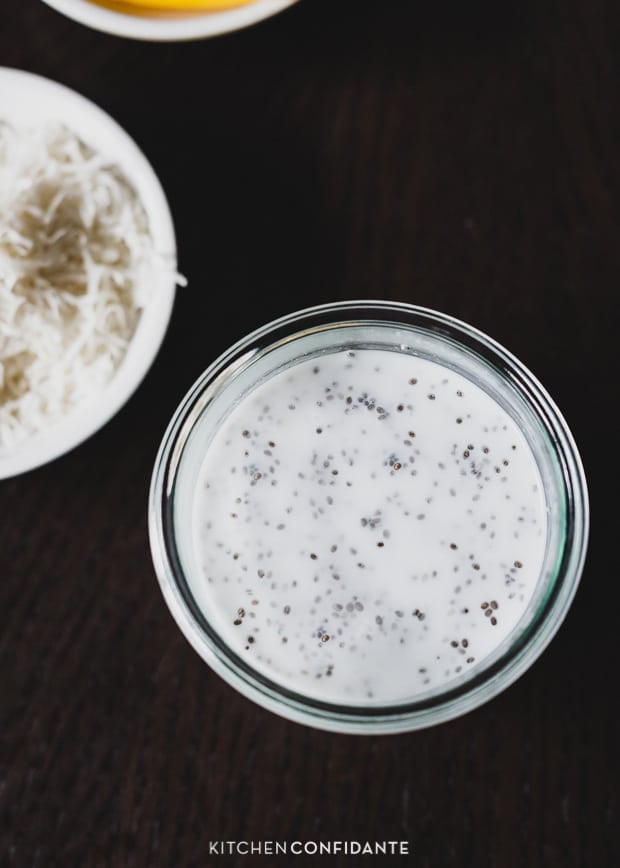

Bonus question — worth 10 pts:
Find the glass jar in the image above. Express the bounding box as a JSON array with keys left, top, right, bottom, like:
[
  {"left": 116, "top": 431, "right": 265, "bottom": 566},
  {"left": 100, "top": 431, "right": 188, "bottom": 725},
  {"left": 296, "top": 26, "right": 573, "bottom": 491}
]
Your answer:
[{"left": 148, "top": 300, "right": 589, "bottom": 734}]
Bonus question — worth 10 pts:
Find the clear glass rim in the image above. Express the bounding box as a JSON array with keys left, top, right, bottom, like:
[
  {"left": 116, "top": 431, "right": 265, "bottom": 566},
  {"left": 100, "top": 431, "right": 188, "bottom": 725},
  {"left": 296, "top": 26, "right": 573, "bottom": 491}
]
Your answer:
[{"left": 148, "top": 300, "right": 589, "bottom": 734}]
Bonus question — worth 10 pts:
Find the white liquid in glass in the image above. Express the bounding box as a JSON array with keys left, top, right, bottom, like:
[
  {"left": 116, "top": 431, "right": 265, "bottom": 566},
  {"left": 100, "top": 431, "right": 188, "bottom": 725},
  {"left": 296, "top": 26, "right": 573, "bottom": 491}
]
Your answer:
[{"left": 190, "top": 349, "right": 547, "bottom": 704}]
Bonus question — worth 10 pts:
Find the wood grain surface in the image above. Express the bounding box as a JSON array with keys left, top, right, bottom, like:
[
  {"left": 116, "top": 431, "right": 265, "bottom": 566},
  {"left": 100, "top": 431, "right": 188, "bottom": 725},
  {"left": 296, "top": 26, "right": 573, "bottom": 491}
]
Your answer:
[{"left": 1, "top": 1, "right": 618, "bottom": 865}]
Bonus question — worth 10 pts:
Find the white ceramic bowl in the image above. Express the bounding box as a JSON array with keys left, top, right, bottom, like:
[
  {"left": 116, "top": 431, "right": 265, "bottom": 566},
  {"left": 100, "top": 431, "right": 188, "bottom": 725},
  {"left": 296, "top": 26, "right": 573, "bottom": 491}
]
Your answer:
[
  {"left": 40, "top": 0, "right": 300, "bottom": 41},
  {"left": 0, "top": 67, "right": 178, "bottom": 480}
]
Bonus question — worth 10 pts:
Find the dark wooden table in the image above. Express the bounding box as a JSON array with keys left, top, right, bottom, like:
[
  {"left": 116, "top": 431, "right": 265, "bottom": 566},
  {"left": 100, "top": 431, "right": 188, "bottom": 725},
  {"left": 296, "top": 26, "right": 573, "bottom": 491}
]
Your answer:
[{"left": 2, "top": 1, "right": 618, "bottom": 865}]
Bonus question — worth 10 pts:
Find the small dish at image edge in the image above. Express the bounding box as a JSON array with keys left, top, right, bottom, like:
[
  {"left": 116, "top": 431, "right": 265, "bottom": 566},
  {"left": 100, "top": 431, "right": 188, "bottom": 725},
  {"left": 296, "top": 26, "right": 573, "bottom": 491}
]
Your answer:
[
  {"left": 39, "top": 0, "right": 300, "bottom": 41},
  {"left": 0, "top": 67, "right": 178, "bottom": 480}
]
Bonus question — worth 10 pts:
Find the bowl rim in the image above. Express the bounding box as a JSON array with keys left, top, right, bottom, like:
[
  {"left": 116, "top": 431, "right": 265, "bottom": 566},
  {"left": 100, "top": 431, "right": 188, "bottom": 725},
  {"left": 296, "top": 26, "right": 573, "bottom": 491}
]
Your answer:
[
  {"left": 39, "top": 0, "right": 300, "bottom": 41},
  {"left": 148, "top": 300, "right": 590, "bottom": 734},
  {"left": 0, "top": 67, "right": 178, "bottom": 480}
]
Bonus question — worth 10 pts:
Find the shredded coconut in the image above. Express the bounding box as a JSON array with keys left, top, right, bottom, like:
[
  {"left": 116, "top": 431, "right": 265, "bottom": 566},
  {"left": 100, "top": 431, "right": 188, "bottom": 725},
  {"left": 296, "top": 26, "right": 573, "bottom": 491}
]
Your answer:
[{"left": 0, "top": 121, "right": 182, "bottom": 452}]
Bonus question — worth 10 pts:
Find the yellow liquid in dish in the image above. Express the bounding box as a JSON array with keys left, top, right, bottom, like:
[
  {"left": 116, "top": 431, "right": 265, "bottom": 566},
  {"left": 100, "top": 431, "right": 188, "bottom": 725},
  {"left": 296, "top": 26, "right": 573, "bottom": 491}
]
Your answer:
[{"left": 89, "top": 0, "right": 256, "bottom": 15}]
